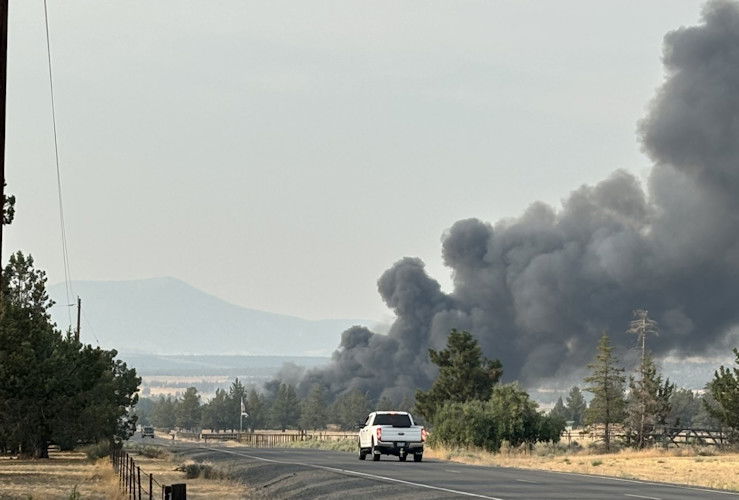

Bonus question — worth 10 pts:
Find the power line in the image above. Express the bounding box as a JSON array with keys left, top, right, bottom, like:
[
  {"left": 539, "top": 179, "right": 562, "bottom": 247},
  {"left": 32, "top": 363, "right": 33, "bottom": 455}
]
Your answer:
[{"left": 42, "top": 0, "right": 74, "bottom": 329}]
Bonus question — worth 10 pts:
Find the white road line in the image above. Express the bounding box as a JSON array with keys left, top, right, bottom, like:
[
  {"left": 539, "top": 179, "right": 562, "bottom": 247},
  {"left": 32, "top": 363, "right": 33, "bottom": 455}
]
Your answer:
[
  {"left": 445, "top": 469, "right": 462, "bottom": 473},
  {"left": 205, "top": 447, "right": 505, "bottom": 500},
  {"left": 539, "top": 469, "right": 739, "bottom": 496},
  {"left": 624, "top": 494, "right": 661, "bottom": 500},
  {"left": 515, "top": 479, "right": 535, "bottom": 484}
]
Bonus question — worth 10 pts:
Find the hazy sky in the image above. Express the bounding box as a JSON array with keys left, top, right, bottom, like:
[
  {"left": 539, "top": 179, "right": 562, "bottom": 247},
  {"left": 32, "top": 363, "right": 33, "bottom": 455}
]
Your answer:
[{"left": 7, "top": 1, "right": 704, "bottom": 326}]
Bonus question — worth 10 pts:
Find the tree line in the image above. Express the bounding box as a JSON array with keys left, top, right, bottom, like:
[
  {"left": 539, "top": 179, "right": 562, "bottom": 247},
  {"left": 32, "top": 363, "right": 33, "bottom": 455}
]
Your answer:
[{"left": 135, "top": 377, "right": 414, "bottom": 433}]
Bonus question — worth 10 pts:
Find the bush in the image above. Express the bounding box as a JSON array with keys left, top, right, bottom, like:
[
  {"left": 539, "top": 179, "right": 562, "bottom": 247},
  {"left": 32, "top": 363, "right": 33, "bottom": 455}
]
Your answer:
[
  {"left": 124, "top": 443, "right": 168, "bottom": 458},
  {"left": 428, "top": 384, "right": 567, "bottom": 453},
  {"left": 175, "top": 461, "right": 224, "bottom": 479},
  {"left": 80, "top": 442, "right": 110, "bottom": 460}
]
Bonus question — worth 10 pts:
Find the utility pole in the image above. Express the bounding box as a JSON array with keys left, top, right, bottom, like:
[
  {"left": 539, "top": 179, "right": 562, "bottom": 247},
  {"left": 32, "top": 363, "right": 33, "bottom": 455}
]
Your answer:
[
  {"left": 0, "top": 0, "right": 9, "bottom": 273},
  {"left": 75, "top": 296, "right": 81, "bottom": 341}
]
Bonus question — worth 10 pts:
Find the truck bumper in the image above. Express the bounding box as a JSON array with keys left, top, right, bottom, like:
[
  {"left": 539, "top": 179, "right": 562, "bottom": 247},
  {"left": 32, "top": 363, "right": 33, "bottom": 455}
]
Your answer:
[{"left": 375, "top": 441, "right": 423, "bottom": 455}]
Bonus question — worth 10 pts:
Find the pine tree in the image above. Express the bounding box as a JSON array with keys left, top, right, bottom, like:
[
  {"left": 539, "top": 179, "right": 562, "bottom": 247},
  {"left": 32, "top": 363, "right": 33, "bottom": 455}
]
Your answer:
[
  {"left": 584, "top": 333, "right": 626, "bottom": 452},
  {"left": 550, "top": 397, "right": 568, "bottom": 421},
  {"left": 299, "top": 384, "right": 328, "bottom": 430},
  {"left": 332, "top": 389, "right": 371, "bottom": 429},
  {"left": 565, "top": 386, "right": 587, "bottom": 427},
  {"left": 227, "top": 378, "right": 246, "bottom": 431},
  {"left": 271, "top": 383, "right": 300, "bottom": 431},
  {"left": 176, "top": 387, "right": 202, "bottom": 431},
  {"left": 245, "top": 388, "right": 266, "bottom": 430},
  {"left": 416, "top": 329, "right": 502, "bottom": 423}
]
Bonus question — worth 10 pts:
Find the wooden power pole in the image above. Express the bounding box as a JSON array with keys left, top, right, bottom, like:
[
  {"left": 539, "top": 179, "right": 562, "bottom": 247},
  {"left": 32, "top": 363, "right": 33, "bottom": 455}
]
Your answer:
[
  {"left": 75, "top": 296, "right": 81, "bottom": 341},
  {"left": 0, "top": 0, "right": 8, "bottom": 272}
]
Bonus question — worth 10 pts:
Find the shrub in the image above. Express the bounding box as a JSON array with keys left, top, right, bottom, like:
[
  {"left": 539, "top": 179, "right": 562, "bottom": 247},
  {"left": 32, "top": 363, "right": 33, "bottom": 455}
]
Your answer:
[
  {"left": 124, "top": 443, "right": 168, "bottom": 458},
  {"left": 175, "top": 461, "right": 224, "bottom": 479},
  {"left": 80, "top": 442, "right": 110, "bottom": 460}
]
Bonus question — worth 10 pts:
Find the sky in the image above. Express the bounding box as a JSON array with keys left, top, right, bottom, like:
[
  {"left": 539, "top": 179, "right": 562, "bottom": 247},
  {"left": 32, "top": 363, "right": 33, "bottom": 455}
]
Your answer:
[{"left": 6, "top": 1, "right": 705, "bottom": 325}]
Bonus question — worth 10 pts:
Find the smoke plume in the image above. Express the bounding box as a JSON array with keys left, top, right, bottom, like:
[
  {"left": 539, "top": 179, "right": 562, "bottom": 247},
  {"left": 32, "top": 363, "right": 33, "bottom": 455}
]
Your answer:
[{"left": 301, "top": 1, "right": 739, "bottom": 402}]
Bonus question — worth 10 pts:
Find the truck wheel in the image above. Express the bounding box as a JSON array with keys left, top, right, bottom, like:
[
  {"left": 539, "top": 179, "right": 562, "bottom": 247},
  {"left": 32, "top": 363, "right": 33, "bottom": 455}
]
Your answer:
[
  {"left": 413, "top": 453, "right": 423, "bottom": 462},
  {"left": 358, "top": 441, "right": 367, "bottom": 460},
  {"left": 371, "top": 442, "right": 380, "bottom": 461}
]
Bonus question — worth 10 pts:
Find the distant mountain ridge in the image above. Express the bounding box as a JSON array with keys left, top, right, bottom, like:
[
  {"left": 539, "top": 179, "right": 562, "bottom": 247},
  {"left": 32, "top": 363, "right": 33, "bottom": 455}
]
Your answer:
[{"left": 48, "top": 277, "right": 369, "bottom": 356}]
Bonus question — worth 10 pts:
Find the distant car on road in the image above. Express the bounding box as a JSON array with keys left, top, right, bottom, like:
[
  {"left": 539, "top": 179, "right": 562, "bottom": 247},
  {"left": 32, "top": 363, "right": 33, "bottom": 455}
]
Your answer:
[
  {"left": 141, "top": 425, "right": 155, "bottom": 438},
  {"left": 358, "top": 411, "right": 426, "bottom": 462}
]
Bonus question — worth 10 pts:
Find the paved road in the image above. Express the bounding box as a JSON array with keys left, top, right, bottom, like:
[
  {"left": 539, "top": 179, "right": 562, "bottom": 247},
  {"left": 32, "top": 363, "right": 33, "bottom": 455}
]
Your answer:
[{"left": 139, "top": 436, "right": 739, "bottom": 499}]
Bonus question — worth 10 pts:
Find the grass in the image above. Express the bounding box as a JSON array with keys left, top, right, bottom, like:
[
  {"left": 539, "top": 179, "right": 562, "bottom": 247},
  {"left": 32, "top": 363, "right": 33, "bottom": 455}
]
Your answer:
[
  {"left": 0, "top": 445, "right": 250, "bottom": 499},
  {"left": 424, "top": 444, "right": 739, "bottom": 491},
  {"left": 271, "top": 437, "right": 357, "bottom": 453},
  {"left": 0, "top": 451, "right": 125, "bottom": 499}
]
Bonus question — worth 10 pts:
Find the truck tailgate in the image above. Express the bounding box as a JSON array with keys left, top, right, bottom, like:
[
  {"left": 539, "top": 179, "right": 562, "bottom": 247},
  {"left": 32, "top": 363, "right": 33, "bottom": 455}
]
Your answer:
[{"left": 379, "top": 427, "right": 422, "bottom": 442}]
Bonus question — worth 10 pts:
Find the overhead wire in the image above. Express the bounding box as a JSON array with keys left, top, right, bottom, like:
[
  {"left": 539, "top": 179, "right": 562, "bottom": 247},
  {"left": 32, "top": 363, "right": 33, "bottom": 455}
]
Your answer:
[{"left": 42, "top": 0, "right": 74, "bottom": 330}]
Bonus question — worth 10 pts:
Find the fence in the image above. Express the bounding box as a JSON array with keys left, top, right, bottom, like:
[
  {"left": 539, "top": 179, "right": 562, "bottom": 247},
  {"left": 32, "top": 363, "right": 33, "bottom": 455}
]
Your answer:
[
  {"left": 111, "top": 448, "right": 186, "bottom": 499},
  {"left": 198, "top": 430, "right": 357, "bottom": 446},
  {"left": 565, "top": 426, "right": 729, "bottom": 448}
]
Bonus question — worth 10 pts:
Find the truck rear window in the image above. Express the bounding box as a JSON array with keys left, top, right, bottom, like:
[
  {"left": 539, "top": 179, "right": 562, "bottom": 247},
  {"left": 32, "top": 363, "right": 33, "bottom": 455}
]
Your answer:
[{"left": 373, "top": 414, "right": 412, "bottom": 427}]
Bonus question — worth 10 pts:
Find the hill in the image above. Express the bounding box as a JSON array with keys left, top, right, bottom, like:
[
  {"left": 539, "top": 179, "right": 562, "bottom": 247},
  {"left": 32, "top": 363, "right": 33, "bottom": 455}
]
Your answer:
[{"left": 47, "top": 277, "right": 369, "bottom": 356}]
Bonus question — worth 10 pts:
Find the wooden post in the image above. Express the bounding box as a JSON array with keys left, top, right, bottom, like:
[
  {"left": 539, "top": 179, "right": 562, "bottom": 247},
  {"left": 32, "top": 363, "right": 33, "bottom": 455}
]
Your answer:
[
  {"left": 0, "top": 0, "right": 8, "bottom": 271},
  {"left": 149, "top": 473, "right": 153, "bottom": 500},
  {"left": 75, "top": 296, "right": 81, "bottom": 341}
]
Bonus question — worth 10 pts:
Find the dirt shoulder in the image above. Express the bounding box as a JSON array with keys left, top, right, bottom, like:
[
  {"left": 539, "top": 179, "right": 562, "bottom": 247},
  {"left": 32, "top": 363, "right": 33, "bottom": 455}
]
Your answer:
[{"left": 425, "top": 446, "right": 739, "bottom": 492}]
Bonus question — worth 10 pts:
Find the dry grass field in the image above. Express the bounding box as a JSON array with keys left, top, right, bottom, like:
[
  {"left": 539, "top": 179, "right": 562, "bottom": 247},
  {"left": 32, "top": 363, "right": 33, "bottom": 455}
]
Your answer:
[
  {"left": 425, "top": 445, "right": 739, "bottom": 492},
  {"left": 0, "top": 448, "right": 250, "bottom": 499},
  {"left": 0, "top": 452, "right": 123, "bottom": 499}
]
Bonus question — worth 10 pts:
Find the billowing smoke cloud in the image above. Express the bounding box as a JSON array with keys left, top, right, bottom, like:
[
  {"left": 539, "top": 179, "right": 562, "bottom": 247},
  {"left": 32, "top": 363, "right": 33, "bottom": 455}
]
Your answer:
[{"left": 301, "top": 1, "right": 739, "bottom": 402}]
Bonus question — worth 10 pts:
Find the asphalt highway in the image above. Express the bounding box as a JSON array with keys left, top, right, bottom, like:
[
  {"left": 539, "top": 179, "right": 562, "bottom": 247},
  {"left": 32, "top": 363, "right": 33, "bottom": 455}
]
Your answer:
[{"left": 140, "top": 436, "right": 739, "bottom": 499}]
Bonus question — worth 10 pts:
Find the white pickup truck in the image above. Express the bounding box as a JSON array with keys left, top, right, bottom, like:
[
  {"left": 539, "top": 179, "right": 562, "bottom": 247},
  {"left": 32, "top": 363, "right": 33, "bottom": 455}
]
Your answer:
[{"left": 357, "top": 411, "right": 426, "bottom": 462}]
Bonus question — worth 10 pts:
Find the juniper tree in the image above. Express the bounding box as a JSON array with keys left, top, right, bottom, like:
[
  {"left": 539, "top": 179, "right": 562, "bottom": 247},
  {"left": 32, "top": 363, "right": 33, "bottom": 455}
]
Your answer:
[
  {"left": 625, "top": 352, "right": 674, "bottom": 448},
  {"left": 415, "top": 329, "right": 502, "bottom": 423},
  {"left": 584, "top": 333, "right": 626, "bottom": 452},
  {"left": 705, "top": 348, "right": 739, "bottom": 435}
]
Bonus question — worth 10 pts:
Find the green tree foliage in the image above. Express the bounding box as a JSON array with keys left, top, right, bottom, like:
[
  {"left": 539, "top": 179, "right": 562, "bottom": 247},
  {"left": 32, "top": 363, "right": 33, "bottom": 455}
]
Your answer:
[
  {"left": 132, "top": 397, "right": 156, "bottom": 426},
  {"left": 705, "top": 348, "right": 739, "bottom": 434},
  {"left": 549, "top": 397, "right": 568, "bottom": 421},
  {"left": 151, "top": 395, "right": 178, "bottom": 430},
  {"left": 176, "top": 387, "right": 202, "bottom": 431},
  {"left": 2, "top": 182, "right": 15, "bottom": 225},
  {"left": 245, "top": 388, "right": 267, "bottom": 430},
  {"left": 416, "top": 329, "right": 502, "bottom": 423},
  {"left": 332, "top": 389, "right": 371, "bottom": 430},
  {"left": 0, "top": 252, "right": 140, "bottom": 457},
  {"left": 270, "top": 383, "right": 300, "bottom": 431},
  {"left": 565, "top": 386, "right": 587, "bottom": 427},
  {"left": 429, "top": 384, "right": 564, "bottom": 452},
  {"left": 201, "top": 389, "right": 230, "bottom": 432},
  {"left": 625, "top": 352, "right": 674, "bottom": 448},
  {"left": 299, "top": 384, "right": 328, "bottom": 430},
  {"left": 584, "top": 333, "right": 626, "bottom": 452},
  {"left": 227, "top": 378, "right": 246, "bottom": 431}
]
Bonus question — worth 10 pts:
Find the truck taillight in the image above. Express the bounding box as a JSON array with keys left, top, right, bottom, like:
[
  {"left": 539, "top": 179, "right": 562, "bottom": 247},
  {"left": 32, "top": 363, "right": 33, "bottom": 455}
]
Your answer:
[
  {"left": 376, "top": 428, "right": 382, "bottom": 441},
  {"left": 421, "top": 428, "right": 428, "bottom": 442}
]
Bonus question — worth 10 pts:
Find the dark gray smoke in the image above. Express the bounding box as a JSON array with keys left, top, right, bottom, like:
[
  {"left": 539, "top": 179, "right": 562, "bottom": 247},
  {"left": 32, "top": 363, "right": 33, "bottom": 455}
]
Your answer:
[{"left": 301, "top": 1, "right": 739, "bottom": 402}]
